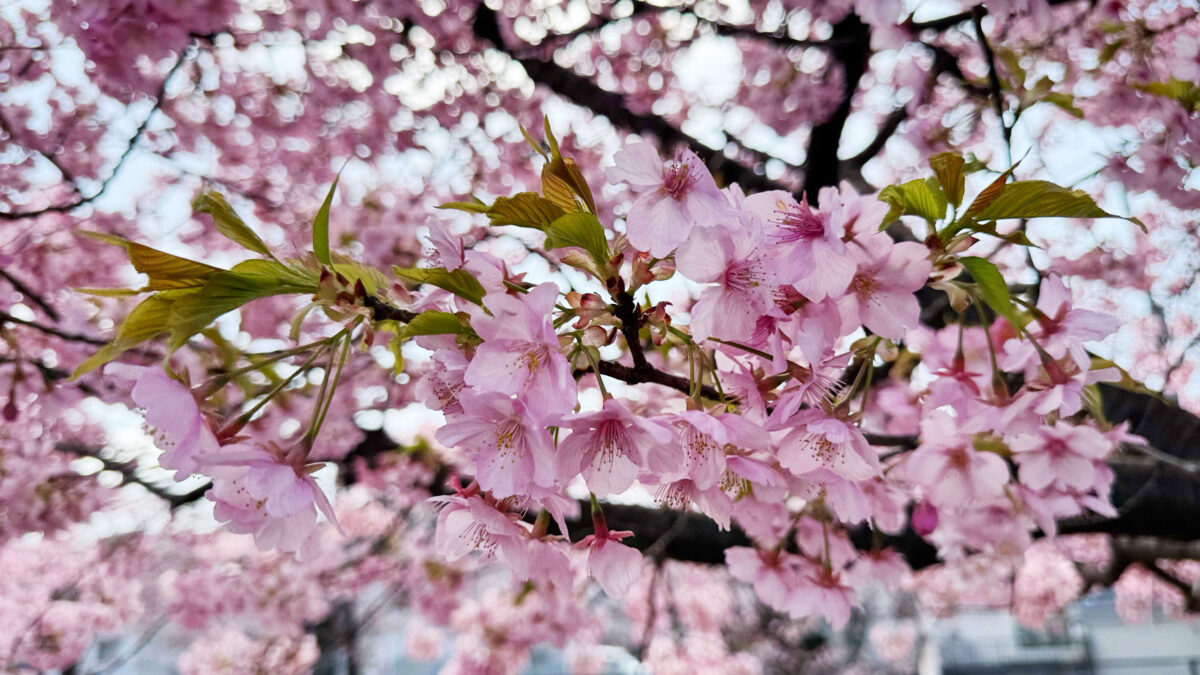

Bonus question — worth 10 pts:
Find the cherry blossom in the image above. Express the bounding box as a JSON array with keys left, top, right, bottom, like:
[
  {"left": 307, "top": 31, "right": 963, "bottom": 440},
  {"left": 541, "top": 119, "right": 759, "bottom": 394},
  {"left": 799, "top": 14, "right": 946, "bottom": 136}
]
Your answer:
[
  {"left": 464, "top": 283, "right": 577, "bottom": 416},
  {"left": 436, "top": 392, "right": 556, "bottom": 498},
  {"left": 555, "top": 398, "right": 673, "bottom": 496},
  {"left": 606, "top": 142, "right": 730, "bottom": 257}
]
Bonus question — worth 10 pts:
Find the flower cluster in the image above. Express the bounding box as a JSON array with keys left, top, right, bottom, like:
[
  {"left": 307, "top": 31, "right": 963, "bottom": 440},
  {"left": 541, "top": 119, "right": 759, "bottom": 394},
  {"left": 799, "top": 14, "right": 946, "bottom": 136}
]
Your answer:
[
  {"left": 395, "top": 139, "right": 1130, "bottom": 620},
  {"left": 109, "top": 365, "right": 341, "bottom": 559}
]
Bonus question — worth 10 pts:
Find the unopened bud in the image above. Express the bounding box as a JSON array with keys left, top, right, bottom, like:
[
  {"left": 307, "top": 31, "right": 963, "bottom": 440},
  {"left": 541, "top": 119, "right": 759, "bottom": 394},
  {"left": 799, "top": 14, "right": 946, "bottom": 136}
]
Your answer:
[{"left": 912, "top": 501, "right": 938, "bottom": 536}]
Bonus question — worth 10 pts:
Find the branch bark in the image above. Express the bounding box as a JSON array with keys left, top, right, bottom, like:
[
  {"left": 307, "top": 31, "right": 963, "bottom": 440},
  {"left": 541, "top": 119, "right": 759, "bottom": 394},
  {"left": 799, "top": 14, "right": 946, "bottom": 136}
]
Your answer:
[{"left": 0, "top": 42, "right": 196, "bottom": 220}]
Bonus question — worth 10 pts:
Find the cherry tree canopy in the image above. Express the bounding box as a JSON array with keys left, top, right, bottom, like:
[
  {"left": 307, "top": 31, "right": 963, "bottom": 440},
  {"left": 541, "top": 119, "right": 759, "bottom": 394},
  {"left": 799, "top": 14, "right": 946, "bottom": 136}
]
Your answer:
[{"left": 2, "top": 0, "right": 1199, "bottom": 671}]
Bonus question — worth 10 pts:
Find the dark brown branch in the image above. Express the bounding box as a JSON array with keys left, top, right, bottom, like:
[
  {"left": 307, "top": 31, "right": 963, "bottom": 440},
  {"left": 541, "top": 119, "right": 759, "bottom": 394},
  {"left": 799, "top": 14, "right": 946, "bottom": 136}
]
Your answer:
[
  {"left": 554, "top": 1, "right": 838, "bottom": 51},
  {"left": 0, "top": 108, "right": 80, "bottom": 194},
  {"left": 55, "top": 441, "right": 210, "bottom": 509},
  {"left": 1144, "top": 562, "right": 1200, "bottom": 611},
  {"left": 842, "top": 105, "right": 909, "bottom": 172},
  {"left": 0, "top": 311, "right": 108, "bottom": 345},
  {"left": 0, "top": 268, "right": 61, "bottom": 321},
  {"left": 971, "top": 6, "right": 1013, "bottom": 154},
  {"left": 907, "top": 0, "right": 1085, "bottom": 33},
  {"left": 614, "top": 290, "right": 649, "bottom": 371},
  {"left": 363, "top": 295, "right": 418, "bottom": 323},
  {"left": 801, "top": 13, "right": 871, "bottom": 199},
  {"left": 0, "top": 42, "right": 195, "bottom": 220},
  {"left": 587, "top": 360, "right": 721, "bottom": 400},
  {"left": 471, "top": 4, "right": 788, "bottom": 197}
]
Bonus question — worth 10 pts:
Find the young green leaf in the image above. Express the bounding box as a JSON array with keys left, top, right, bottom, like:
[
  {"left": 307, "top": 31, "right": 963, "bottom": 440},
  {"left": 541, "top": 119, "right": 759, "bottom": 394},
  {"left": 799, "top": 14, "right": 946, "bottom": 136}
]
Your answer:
[
  {"left": 167, "top": 260, "right": 319, "bottom": 349},
  {"left": 929, "top": 152, "right": 966, "bottom": 207},
  {"left": 962, "top": 162, "right": 1022, "bottom": 219},
  {"left": 80, "top": 232, "right": 222, "bottom": 290},
  {"left": 544, "top": 212, "right": 611, "bottom": 268},
  {"left": 878, "top": 177, "right": 948, "bottom": 226},
  {"left": 969, "top": 180, "right": 1145, "bottom": 230},
  {"left": 72, "top": 294, "right": 184, "bottom": 377},
  {"left": 438, "top": 197, "right": 490, "bottom": 213},
  {"left": 192, "top": 191, "right": 273, "bottom": 256},
  {"left": 485, "top": 192, "right": 566, "bottom": 230},
  {"left": 396, "top": 310, "right": 475, "bottom": 340},
  {"left": 959, "top": 256, "right": 1022, "bottom": 327},
  {"left": 392, "top": 265, "right": 487, "bottom": 306},
  {"left": 1041, "top": 92, "right": 1084, "bottom": 118},
  {"left": 313, "top": 174, "right": 341, "bottom": 265}
]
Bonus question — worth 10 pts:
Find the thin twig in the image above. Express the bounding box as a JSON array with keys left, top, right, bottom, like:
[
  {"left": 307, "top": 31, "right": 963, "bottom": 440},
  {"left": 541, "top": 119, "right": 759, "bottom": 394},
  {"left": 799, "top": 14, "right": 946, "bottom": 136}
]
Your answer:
[
  {"left": 0, "top": 42, "right": 197, "bottom": 220},
  {"left": 0, "top": 311, "right": 108, "bottom": 345},
  {"left": 972, "top": 6, "right": 1012, "bottom": 163}
]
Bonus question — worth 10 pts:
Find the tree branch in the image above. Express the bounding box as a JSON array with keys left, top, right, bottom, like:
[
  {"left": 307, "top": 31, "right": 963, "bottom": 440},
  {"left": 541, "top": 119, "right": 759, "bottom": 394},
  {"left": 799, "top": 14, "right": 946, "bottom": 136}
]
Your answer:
[
  {"left": 55, "top": 441, "right": 210, "bottom": 509},
  {"left": 801, "top": 13, "right": 871, "bottom": 199},
  {"left": 971, "top": 6, "right": 1013, "bottom": 157},
  {"left": 0, "top": 268, "right": 61, "bottom": 321},
  {"left": 0, "top": 42, "right": 196, "bottom": 220},
  {"left": 471, "top": 4, "right": 789, "bottom": 197},
  {"left": 0, "top": 311, "right": 109, "bottom": 346}
]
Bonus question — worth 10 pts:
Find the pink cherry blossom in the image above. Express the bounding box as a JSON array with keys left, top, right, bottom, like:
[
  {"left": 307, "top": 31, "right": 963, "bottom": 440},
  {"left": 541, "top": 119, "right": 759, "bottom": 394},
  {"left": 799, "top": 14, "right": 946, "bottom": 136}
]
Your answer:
[
  {"left": 1009, "top": 421, "right": 1114, "bottom": 492},
  {"left": 556, "top": 398, "right": 673, "bottom": 496},
  {"left": 606, "top": 141, "right": 729, "bottom": 257},
  {"left": 786, "top": 563, "right": 856, "bottom": 629},
  {"left": 745, "top": 187, "right": 857, "bottom": 301},
  {"left": 776, "top": 409, "right": 881, "bottom": 481},
  {"left": 202, "top": 442, "right": 341, "bottom": 558},
  {"left": 107, "top": 364, "right": 217, "bottom": 478},
  {"left": 725, "top": 547, "right": 796, "bottom": 612},
  {"left": 1002, "top": 274, "right": 1119, "bottom": 372},
  {"left": 576, "top": 519, "right": 643, "bottom": 598},
  {"left": 669, "top": 410, "right": 770, "bottom": 490},
  {"left": 675, "top": 217, "right": 775, "bottom": 343},
  {"left": 836, "top": 233, "right": 932, "bottom": 339},
  {"left": 464, "top": 283, "right": 577, "bottom": 416},
  {"left": 904, "top": 411, "right": 1009, "bottom": 507},
  {"left": 436, "top": 391, "right": 556, "bottom": 498}
]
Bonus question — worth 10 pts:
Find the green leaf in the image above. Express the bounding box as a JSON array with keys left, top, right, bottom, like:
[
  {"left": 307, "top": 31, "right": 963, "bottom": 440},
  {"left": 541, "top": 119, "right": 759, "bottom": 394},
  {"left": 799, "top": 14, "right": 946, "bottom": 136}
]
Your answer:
[
  {"left": 542, "top": 155, "right": 597, "bottom": 214},
  {"left": 1042, "top": 92, "right": 1084, "bottom": 118},
  {"left": 313, "top": 174, "right": 340, "bottom": 265},
  {"left": 878, "top": 177, "right": 948, "bottom": 226},
  {"left": 396, "top": 310, "right": 475, "bottom": 339},
  {"left": 331, "top": 260, "right": 389, "bottom": 296},
  {"left": 1098, "top": 38, "right": 1126, "bottom": 64},
  {"left": 192, "top": 191, "right": 272, "bottom": 256},
  {"left": 929, "top": 152, "right": 966, "bottom": 207},
  {"left": 997, "top": 48, "right": 1025, "bottom": 88},
  {"left": 1135, "top": 78, "right": 1200, "bottom": 113},
  {"left": 959, "top": 256, "right": 1022, "bottom": 327},
  {"left": 969, "top": 180, "right": 1145, "bottom": 230},
  {"left": 486, "top": 192, "right": 566, "bottom": 230},
  {"left": 392, "top": 266, "right": 486, "bottom": 306},
  {"left": 80, "top": 232, "right": 223, "bottom": 290},
  {"left": 962, "top": 163, "right": 1021, "bottom": 219},
  {"left": 438, "top": 197, "right": 489, "bottom": 214},
  {"left": 543, "top": 116, "right": 561, "bottom": 157},
  {"left": 76, "top": 287, "right": 143, "bottom": 297},
  {"left": 167, "top": 260, "right": 318, "bottom": 348},
  {"left": 544, "top": 212, "right": 611, "bottom": 267},
  {"left": 73, "top": 294, "right": 183, "bottom": 377},
  {"left": 966, "top": 220, "right": 1038, "bottom": 247}
]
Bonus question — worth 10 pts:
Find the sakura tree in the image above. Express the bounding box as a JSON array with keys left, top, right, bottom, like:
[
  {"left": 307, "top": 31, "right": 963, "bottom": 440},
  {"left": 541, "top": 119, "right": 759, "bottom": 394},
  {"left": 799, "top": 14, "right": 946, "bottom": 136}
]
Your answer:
[{"left": 2, "top": 0, "right": 1199, "bottom": 672}]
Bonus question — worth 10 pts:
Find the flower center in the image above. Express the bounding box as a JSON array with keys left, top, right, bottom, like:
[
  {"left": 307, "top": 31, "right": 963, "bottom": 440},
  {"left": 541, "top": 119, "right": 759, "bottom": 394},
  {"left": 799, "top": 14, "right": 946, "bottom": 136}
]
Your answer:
[
  {"left": 662, "top": 157, "right": 698, "bottom": 199},
  {"left": 682, "top": 423, "right": 720, "bottom": 466},
  {"left": 725, "top": 259, "right": 763, "bottom": 293},
  {"left": 775, "top": 201, "right": 826, "bottom": 242},
  {"left": 851, "top": 272, "right": 880, "bottom": 300},
  {"left": 495, "top": 418, "right": 523, "bottom": 457}
]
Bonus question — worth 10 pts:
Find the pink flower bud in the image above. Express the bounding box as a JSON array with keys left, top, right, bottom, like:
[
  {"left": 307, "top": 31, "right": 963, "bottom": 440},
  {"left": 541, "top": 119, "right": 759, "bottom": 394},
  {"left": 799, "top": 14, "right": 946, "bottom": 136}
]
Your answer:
[{"left": 912, "top": 501, "right": 938, "bottom": 536}]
